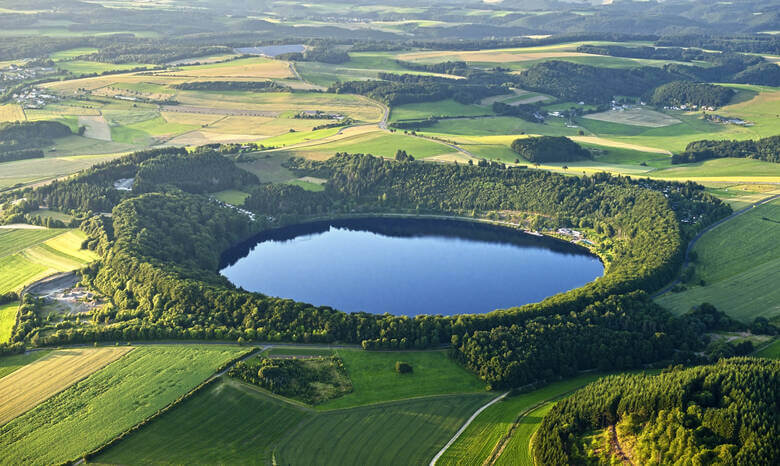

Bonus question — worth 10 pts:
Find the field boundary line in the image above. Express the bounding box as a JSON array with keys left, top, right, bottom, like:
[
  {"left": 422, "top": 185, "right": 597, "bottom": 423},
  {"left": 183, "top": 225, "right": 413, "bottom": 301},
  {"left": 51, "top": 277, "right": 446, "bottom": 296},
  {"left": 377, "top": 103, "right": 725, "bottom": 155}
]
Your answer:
[{"left": 429, "top": 391, "right": 509, "bottom": 466}]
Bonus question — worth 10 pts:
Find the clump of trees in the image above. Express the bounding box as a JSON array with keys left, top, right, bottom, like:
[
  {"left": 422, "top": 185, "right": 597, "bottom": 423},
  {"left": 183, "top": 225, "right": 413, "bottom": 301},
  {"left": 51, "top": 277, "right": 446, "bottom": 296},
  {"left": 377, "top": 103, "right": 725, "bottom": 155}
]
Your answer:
[
  {"left": 648, "top": 81, "right": 735, "bottom": 108},
  {"left": 674, "top": 135, "right": 780, "bottom": 164},
  {"left": 394, "top": 60, "right": 470, "bottom": 76},
  {"left": 510, "top": 136, "right": 591, "bottom": 163},
  {"left": 533, "top": 358, "right": 779, "bottom": 465},
  {"left": 0, "top": 121, "right": 71, "bottom": 161},
  {"left": 228, "top": 355, "right": 352, "bottom": 404}
]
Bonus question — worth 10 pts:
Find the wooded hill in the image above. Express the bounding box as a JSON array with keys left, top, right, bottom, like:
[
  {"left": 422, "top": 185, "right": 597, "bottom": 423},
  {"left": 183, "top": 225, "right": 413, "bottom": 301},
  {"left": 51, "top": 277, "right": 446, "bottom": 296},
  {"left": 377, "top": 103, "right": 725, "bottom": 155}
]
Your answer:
[
  {"left": 510, "top": 136, "right": 591, "bottom": 163},
  {"left": 674, "top": 136, "right": 780, "bottom": 164},
  {"left": 0, "top": 121, "right": 71, "bottom": 163},
  {"left": 533, "top": 358, "right": 779, "bottom": 465},
  {"left": 648, "top": 81, "right": 735, "bottom": 108}
]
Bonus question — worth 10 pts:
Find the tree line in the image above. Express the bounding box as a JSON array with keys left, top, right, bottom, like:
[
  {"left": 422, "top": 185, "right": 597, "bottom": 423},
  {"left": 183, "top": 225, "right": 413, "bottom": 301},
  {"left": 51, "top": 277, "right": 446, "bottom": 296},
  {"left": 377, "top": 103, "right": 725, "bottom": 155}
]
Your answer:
[
  {"left": 674, "top": 135, "right": 780, "bottom": 164},
  {"left": 328, "top": 73, "right": 507, "bottom": 106},
  {"left": 172, "top": 81, "right": 290, "bottom": 92}
]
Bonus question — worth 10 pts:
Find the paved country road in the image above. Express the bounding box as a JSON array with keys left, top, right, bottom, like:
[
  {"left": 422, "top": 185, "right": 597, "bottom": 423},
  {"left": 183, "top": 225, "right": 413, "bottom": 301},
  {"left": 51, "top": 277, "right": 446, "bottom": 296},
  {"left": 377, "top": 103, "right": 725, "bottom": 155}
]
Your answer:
[{"left": 652, "top": 193, "right": 780, "bottom": 298}]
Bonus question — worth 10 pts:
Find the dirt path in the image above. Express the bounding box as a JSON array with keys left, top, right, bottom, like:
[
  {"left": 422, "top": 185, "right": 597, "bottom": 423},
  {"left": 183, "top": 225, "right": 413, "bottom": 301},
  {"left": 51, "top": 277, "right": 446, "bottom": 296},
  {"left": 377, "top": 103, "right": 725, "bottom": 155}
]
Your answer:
[
  {"left": 78, "top": 115, "right": 111, "bottom": 141},
  {"left": 652, "top": 193, "right": 780, "bottom": 297},
  {"left": 429, "top": 391, "right": 509, "bottom": 466},
  {"left": 608, "top": 425, "right": 634, "bottom": 465}
]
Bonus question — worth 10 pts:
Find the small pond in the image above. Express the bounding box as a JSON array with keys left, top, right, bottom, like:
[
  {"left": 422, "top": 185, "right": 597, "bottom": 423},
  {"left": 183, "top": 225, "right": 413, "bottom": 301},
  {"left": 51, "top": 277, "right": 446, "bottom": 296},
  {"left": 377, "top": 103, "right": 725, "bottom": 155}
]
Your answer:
[{"left": 220, "top": 218, "right": 603, "bottom": 316}]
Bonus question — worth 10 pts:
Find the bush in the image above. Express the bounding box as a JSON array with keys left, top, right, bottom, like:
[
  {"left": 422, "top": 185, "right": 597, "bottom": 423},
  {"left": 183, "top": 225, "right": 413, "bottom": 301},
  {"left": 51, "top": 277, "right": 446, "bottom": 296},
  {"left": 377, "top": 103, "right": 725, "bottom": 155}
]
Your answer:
[{"left": 395, "top": 361, "right": 413, "bottom": 374}]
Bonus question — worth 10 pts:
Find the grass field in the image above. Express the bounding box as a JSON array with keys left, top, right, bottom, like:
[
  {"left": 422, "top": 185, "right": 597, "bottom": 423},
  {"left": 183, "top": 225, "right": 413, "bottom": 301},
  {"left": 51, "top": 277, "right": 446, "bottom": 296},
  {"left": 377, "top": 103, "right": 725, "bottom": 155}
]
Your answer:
[
  {"left": 656, "top": 198, "right": 780, "bottom": 321},
  {"left": 0, "top": 347, "right": 132, "bottom": 425},
  {"left": 583, "top": 108, "right": 681, "bottom": 128},
  {"left": 0, "top": 350, "right": 51, "bottom": 379},
  {"left": 94, "top": 378, "right": 310, "bottom": 465},
  {"left": 289, "top": 130, "right": 455, "bottom": 160},
  {"left": 0, "top": 345, "right": 247, "bottom": 464},
  {"left": 0, "top": 300, "right": 17, "bottom": 343},
  {"left": 277, "top": 393, "right": 493, "bottom": 465},
  {"left": 322, "top": 349, "right": 486, "bottom": 410},
  {"left": 95, "top": 377, "right": 492, "bottom": 466},
  {"left": 755, "top": 340, "right": 780, "bottom": 359},
  {"left": 212, "top": 189, "right": 250, "bottom": 206},
  {"left": 438, "top": 373, "right": 604, "bottom": 466},
  {"left": 494, "top": 402, "right": 555, "bottom": 466},
  {"left": 0, "top": 228, "right": 99, "bottom": 294},
  {"left": 0, "top": 151, "right": 125, "bottom": 190}
]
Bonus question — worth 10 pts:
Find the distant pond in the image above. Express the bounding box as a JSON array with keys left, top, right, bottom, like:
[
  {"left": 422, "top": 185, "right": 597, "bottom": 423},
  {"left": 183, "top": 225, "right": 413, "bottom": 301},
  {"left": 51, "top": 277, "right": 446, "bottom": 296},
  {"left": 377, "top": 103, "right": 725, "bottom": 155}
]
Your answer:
[
  {"left": 220, "top": 218, "right": 604, "bottom": 316},
  {"left": 235, "top": 44, "right": 305, "bottom": 57}
]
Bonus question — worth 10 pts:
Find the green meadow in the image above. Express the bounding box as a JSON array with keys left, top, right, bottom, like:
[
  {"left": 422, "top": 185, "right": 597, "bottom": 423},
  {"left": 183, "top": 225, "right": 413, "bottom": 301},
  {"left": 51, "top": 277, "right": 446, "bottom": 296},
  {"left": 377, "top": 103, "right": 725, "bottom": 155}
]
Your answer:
[{"left": 656, "top": 198, "right": 780, "bottom": 322}]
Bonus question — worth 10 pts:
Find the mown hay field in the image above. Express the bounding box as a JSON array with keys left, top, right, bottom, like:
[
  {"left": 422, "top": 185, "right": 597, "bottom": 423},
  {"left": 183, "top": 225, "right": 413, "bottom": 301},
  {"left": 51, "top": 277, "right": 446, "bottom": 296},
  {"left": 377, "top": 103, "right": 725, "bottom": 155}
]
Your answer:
[
  {"left": 0, "top": 345, "right": 248, "bottom": 464},
  {"left": 0, "top": 347, "right": 132, "bottom": 425}
]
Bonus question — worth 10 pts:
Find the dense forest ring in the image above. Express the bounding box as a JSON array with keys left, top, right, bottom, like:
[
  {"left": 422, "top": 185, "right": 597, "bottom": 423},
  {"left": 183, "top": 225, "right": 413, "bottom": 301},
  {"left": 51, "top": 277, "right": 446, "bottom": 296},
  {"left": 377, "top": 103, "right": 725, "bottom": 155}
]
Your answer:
[
  {"left": 2, "top": 149, "right": 732, "bottom": 388},
  {"left": 219, "top": 216, "right": 604, "bottom": 316}
]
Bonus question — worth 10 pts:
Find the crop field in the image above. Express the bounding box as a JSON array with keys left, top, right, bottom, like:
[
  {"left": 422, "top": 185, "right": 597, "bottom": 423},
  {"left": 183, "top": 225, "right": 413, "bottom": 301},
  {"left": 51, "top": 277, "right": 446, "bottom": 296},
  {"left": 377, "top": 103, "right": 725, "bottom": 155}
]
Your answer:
[
  {"left": 0, "top": 150, "right": 126, "bottom": 191},
  {"left": 0, "top": 228, "right": 99, "bottom": 294},
  {"left": 650, "top": 158, "right": 780, "bottom": 182},
  {"left": 583, "top": 108, "right": 682, "bottom": 128},
  {"left": 0, "top": 350, "right": 51, "bottom": 379},
  {"left": 0, "top": 347, "right": 132, "bottom": 425},
  {"left": 0, "top": 104, "right": 25, "bottom": 122},
  {"left": 276, "top": 393, "right": 493, "bottom": 465},
  {"left": 656, "top": 198, "right": 780, "bottom": 321},
  {"left": 0, "top": 345, "right": 247, "bottom": 464},
  {"left": 321, "top": 349, "right": 486, "bottom": 410},
  {"left": 0, "top": 300, "right": 17, "bottom": 343},
  {"left": 438, "top": 373, "right": 604, "bottom": 466},
  {"left": 94, "top": 378, "right": 311, "bottom": 465},
  {"left": 160, "top": 57, "right": 293, "bottom": 79}
]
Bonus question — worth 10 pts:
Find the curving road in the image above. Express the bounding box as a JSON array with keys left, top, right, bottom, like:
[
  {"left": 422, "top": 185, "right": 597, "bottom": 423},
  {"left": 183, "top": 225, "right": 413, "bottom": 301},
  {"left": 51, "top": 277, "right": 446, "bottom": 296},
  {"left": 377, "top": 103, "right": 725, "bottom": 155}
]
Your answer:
[{"left": 652, "top": 193, "right": 780, "bottom": 298}]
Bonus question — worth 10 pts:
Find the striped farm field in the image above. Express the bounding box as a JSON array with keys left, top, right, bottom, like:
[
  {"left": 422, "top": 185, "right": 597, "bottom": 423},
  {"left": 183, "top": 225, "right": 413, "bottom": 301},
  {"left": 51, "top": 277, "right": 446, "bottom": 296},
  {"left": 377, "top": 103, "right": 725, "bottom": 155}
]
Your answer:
[
  {"left": 0, "top": 350, "right": 52, "bottom": 379},
  {"left": 0, "top": 345, "right": 247, "bottom": 464},
  {"left": 0, "top": 347, "right": 132, "bottom": 425},
  {"left": 494, "top": 402, "right": 555, "bottom": 466},
  {"left": 0, "top": 229, "right": 98, "bottom": 294}
]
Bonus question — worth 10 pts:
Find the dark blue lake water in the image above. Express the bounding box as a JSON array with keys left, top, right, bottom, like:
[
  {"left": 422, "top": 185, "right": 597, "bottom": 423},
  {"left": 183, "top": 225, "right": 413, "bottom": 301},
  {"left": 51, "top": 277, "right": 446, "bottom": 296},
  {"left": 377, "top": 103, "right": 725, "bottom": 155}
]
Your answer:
[{"left": 220, "top": 218, "right": 603, "bottom": 316}]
